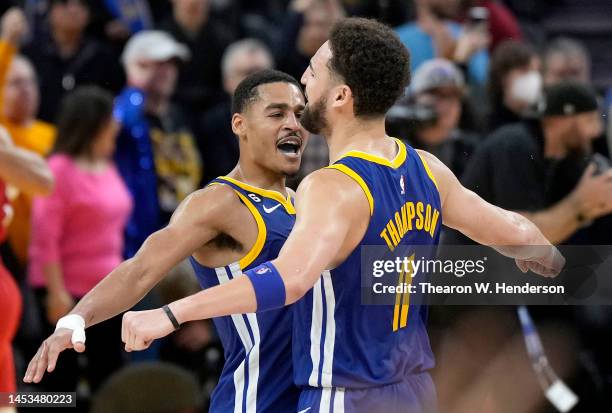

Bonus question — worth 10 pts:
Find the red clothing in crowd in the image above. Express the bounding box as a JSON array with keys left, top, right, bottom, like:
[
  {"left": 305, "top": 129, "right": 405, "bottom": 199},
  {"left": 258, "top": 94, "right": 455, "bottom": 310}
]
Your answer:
[
  {"left": 0, "top": 179, "right": 22, "bottom": 392},
  {"left": 475, "top": 0, "right": 523, "bottom": 50}
]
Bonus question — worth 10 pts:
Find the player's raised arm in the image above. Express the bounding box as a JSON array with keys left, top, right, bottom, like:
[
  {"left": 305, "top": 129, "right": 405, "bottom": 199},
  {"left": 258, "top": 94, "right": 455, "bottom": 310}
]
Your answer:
[
  {"left": 23, "top": 184, "right": 235, "bottom": 383},
  {"left": 417, "top": 149, "right": 565, "bottom": 277}
]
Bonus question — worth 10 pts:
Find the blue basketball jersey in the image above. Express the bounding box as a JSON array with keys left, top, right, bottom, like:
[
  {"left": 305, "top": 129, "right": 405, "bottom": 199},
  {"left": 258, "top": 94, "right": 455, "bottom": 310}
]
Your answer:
[
  {"left": 190, "top": 176, "right": 300, "bottom": 413},
  {"left": 293, "top": 139, "right": 442, "bottom": 392}
]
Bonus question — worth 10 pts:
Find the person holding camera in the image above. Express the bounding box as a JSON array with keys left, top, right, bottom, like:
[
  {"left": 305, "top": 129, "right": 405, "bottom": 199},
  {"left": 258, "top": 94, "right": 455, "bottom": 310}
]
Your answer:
[
  {"left": 387, "top": 59, "right": 479, "bottom": 178},
  {"left": 461, "top": 81, "right": 611, "bottom": 244}
]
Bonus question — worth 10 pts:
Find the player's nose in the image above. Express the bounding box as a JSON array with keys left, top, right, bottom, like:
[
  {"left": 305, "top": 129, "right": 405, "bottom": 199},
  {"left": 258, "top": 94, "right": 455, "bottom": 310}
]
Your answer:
[{"left": 284, "top": 112, "right": 300, "bottom": 130}]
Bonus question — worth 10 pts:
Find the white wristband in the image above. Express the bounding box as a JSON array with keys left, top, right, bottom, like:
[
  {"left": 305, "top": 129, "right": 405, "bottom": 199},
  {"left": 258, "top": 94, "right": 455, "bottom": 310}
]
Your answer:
[{"left": 55, "top": 314, "right": 86, "bottom": 345}]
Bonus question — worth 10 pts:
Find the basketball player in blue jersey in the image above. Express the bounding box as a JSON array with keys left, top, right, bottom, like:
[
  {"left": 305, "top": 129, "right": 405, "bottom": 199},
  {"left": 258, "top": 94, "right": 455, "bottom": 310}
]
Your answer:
[
  {"left": 29, "top": 19, "right": 564, "bottom": 413},
  {"left": 24, "top": 70, "right": 308, "bottom": 413}
]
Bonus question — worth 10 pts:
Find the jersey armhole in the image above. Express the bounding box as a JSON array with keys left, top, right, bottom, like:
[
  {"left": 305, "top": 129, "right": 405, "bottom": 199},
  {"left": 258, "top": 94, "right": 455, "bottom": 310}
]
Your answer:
[
  {"left": 416, "top": 153, "right": 440, "bottom": 192},
  {"left": 325, "top": 164, "right": 374, "bottom": 216},
  {"left": 208, "top": 182, "right": 267, "bottom": 269}
]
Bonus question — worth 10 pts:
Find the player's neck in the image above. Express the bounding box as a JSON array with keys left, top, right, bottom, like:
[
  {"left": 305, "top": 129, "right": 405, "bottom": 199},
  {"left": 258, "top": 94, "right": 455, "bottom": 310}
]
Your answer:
[
  {"left": 327, "top": 116, "right": 389, "bottom": 163},
  {"left": 227, "top": 163, "right": 287, "bottom": 196}
]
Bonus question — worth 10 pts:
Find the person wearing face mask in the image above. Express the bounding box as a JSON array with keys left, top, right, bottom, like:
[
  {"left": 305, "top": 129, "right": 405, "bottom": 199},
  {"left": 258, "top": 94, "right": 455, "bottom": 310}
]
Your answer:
[
  {"left": 460, "top": 81, "right": 612, "bottom": 245},
  {"left": 486, "top": 40, "right": 542, "bottom": 133},
  {"left": 113, "top": 30, "right": 202, "bottom": 259}
]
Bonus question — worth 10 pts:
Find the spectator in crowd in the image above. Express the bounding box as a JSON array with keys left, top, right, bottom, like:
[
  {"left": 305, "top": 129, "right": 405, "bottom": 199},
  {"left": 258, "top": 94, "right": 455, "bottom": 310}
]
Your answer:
[
  {"left": 543, "top": 37, "right": 591, "bottom": 86},
  {"left": 461, "top": 81, "right": 611, "bottom": 245},
  {"left": 276, "top": 0, "right": 344, "bottom": 81},
  {"left": 28, "top": 86, "right": 131, "bottom": 395},
  {"left": 0, "top": 8, "right": 56, "bottom": 273},
  {"left": 90, "top": 362, "right": 201, "bottom": 413},
  {"left": 395, "top": 0, "right": 490, "bottom": 87},
  {"left": 486, "top": 40, "right": 541, "bottom": 133},
  {"left": 0, "top": 126, "right": 53, "bottom": 402},
  {"left": 158, "top": 0, "right": 236, "bottom": 114},
  {"left": 22, "top": 0, "right": 122, "bottom": 123},
  {"left": 102, "top": 0, "right": 153, "bottom": 41},
  {"left": 467, "top": 0, "right": 522, "bottom": 51},
  {"left": 114, "top": 30, "right": 202, "bottom": 258},
  {"left": 393, "top": 59, "right": 480, "bottom": 178},
  {"left": 199, "top": 38, "right": 273, "bottom": 184}
]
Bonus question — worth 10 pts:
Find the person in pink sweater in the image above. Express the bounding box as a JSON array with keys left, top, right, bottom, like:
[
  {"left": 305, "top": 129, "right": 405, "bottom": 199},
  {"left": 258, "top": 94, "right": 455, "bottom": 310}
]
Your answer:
[{"left": 28, "top": 86, "right": 132, "bottom": 393}]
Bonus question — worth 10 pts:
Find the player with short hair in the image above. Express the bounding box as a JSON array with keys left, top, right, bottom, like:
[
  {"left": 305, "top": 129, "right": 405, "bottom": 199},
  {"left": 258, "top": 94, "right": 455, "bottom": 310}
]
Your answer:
[
  {"left": 27, "top": 19, "right": 563, "bottom": 413},
  {"left": 25, "top": 69, "right": 308, "bottom": 413}
]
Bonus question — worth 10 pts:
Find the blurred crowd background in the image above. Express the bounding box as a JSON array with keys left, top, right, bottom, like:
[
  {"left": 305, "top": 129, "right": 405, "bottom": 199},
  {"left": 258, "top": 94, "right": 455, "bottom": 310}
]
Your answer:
[{"left": 1, "top": 0, "right": 612, "bottom": 412}]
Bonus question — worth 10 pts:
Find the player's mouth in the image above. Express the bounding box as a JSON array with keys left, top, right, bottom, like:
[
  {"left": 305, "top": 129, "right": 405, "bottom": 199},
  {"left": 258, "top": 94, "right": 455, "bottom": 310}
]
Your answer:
[{"left": 276, "top": 134, "right": 303, "bottom": 159}]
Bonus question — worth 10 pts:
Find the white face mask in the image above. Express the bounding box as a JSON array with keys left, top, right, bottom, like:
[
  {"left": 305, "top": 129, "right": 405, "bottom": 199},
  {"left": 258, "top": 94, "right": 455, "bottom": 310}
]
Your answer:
[{"left": 510, "top": 71, "right": 543, "bottom": 106}]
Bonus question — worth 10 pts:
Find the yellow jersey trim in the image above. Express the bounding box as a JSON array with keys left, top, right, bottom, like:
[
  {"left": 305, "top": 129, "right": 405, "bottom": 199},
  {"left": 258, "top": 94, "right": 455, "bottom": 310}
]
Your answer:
[
  {"left": 416, "top": 153, "right": 439, "bottom": 191},
  {"left": 326, "top": 164, "right": 374, "bottom": 216},
  {"left": 207, "top": 182, "right": 267, "bottom": 269},
  {"left": 217, "top": 176, "right": 296, "bottom": 214},
  {"left": 337, "top": 138, "right": 407, "bottom": 169}
]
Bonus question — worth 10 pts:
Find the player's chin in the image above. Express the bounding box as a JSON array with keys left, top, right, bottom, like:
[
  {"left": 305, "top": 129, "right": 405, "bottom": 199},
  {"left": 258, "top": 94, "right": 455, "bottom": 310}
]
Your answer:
[
  {"left": 275, "top": 158, "right": 301, "bottom": 176},
  {"left": 280, "top": 162, "right": 301, "bottom": 177}
]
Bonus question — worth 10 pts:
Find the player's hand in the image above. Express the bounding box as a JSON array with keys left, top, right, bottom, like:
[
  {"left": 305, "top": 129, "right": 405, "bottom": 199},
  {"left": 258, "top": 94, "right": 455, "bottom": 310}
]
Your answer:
[
  {"left": 571, "top": 163, "right": 612, "bottom": 221},
  {"left": 23, "top": 328, "right": 86, "bottom": 383},
  {"left": 121, "top": 308, "right": 175, "bottom": 352},
  {"left": 515, "top": 245, "right": 565, "bottom": 278},
  {"left": 0, "top": 7, "right": 28, "bottom": 46},
  {"left": 453, "top": 27, "right": 490, "bottom": 63}
]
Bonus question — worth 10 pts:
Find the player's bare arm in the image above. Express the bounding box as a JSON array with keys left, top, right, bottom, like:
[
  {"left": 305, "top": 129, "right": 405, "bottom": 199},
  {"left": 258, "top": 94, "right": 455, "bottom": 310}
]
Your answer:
[
  {"left": 418, "top": 149, "right": 565, "bottom": 276},
  {"left": 23, "top": 183, "right": 250, "bottom": 383},
  {"left": 118, "top": 169, "right": 368, "bottom": 350},
  {"left": 0, "top": 127, "right": 54, "bottom": 196}
]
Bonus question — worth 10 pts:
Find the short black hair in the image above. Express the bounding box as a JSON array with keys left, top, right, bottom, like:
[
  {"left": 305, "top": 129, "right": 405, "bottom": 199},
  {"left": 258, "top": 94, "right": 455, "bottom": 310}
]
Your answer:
[
  {"left": 328, "top": 18, "right": 410, "bottom": 117},
  {"left": 52, "top": 86, "right": 114, "bottom": 157},
  {"left": 231, "top": 69, "right": 303, "bottom": 114}
]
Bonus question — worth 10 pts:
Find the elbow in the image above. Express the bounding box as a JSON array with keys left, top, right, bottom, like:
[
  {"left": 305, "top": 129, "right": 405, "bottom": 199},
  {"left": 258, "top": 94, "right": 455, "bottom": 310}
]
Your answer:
[{"left": 284, "top": 273, "right": 311, "bottom": 305}]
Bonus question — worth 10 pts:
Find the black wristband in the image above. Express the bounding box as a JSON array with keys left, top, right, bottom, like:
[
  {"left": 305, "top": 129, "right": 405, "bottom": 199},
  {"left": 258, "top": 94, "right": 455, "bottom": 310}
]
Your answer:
[{"left": 163, "top": 305, "right": 181, "bottom": 330}]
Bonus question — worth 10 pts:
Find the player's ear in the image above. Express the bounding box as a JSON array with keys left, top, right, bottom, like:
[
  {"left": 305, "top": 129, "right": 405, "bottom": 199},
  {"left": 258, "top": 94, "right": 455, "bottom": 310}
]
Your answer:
[
  {"left": 231, "top": 113, "right": 246, "bottom": 137},
  {"left": 331, "top": 85, "right": 352, "bottom": 109}
]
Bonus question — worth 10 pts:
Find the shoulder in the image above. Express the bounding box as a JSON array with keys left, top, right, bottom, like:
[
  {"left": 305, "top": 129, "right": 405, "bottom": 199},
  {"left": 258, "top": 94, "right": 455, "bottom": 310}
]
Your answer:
[
  {"left": 415, "top": 149, "right": 444, "bottom": 172},
  {"left": 169, "top": 182, "right": 245, "bottom": 230},
  {"left": 182, "top": 182, "right": 241, "bottom": 215},
  {"left": 297, "top": 167, "right": 372, "bottom": 215},
  {"left": 414, "top": 149, "right": 456, "bottom": 199},
  {"left": 299, "top": 167, "right": 361, "bottom": 194}
]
